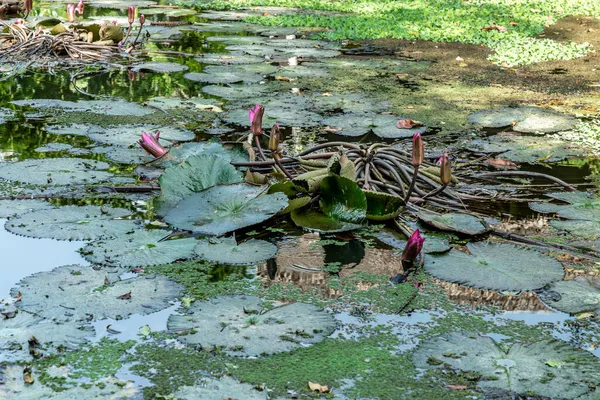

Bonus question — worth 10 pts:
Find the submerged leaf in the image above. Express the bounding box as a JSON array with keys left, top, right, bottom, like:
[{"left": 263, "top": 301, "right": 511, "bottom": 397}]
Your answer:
[
  {"left": 417, "top": 210, "right": 488, "bottom": 236},
  {"left": 194, "top": 237, "right": 277, "bottom": 265}
]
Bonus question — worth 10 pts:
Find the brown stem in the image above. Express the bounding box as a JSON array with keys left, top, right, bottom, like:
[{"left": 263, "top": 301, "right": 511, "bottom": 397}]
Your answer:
[
  {"left": 254, "top": 135, "right": 266, "bottom": 161},
  {"left": 273, "top": 154, "right": 293, "bottom": 180},
  {"left": 477, "top": 171, "right": 576, "bottom": 191},
  {"left": 297, "top": 142, "right": 361, "bottom": 156},
  {"left": 423, "top": 184, "right": 447, "bottom": 200},
  {"left": 404, "top": 165, "right": 420, "bottom": 203}
]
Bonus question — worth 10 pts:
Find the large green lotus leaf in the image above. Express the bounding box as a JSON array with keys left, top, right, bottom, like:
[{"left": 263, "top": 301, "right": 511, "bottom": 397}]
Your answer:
[
  {"left": 0, "top": 312, "right": 94, "bottom": 363},
  {"left": 167, "top": 295, "right": 335, "bottom": 356},
  {"left": 80, "top": 230, "right": 197, "bottom": 267},
  {"left": 468, "top": 106, "right": 576, "bottom": 133},
  {"left": 201, "top": 84, "right": 270, "bottom": 100},
  {"left": 371, "top": 114, "right": 427, "bottom": 139},
  {"left": 164, "top": 184, "right": 287, "bottom": 235},
  {"left": 0, "top": 158, "right": 112, "bottom": 186},
  {"left": 321, "top": 113, "right": 372, "bottom": 137},
  {"left": 156, "top": 155, "right": 242, "bottom": 215},
  {"left": 86, "top": 125, "right": 195, "bottom": 147},
  {"left": 320, "top": 176, "right": 367, "bottom": 224},
  {"left": 377, "top": 230, "right": 451, "bottom": 254},
  {"left": 151, "top": 142, "right": 248, "bottom": 169},
  {"left": 226, "top": 44, "right": 341, "bottom": 58},
  {"left": 414, "top": 333, "right": 600, "bottom": 399},
  {"left": 143, "top": 96, "right": 222, "bottom": 112},
  {"left": 0, "top": 367, "right": 140, "bottom": 400},
  {"left": 172, "top": 377, "right": 267, "bottom": 400},
  {"left": 530, "top": 192, "right": 600, "bottom": 221},
  {"left": 195, "top": 53, "right": 267, "bottom": 65},
  {"left": 11, "top": 264, "right": 182, "bottom": 323},
  {"left": 279, "top": 196, "right": 311, "bottom": 215},
  {"left": 132, "top": 62, "right": 189, "bottom": 73},
  {"left": 194, "top": 237, "right": 277, "bottom": 265},
  {"left": 364, "top": 191, "right": 404, "bottom": 221},
  {"left": 291, "top": 207, "right": 363, "bottom": 233},
  {"left": 235, "top": 93, "right": 314, "bottom": 112},
  {"left": 94, "top": 146, "right": 152, "bottom": 164},
  {"left": 5, "top": 206, "right": 139, "bottom": 240},
  {"left": 551, "top": 220, "right": 600, "bottom": 240},
  {"left": 469, "top": 135, "right": 583, "bottom": 163},
  {"left": 327, "top": 153, "right": 356, "bottom": 181},
  {"left": 418, "top": 210, "right": 488, "bottom": 235},
  {"left": 0, "top": 200, "right": 54, "bottom": 218},
  {"left": 541, "top": 277, "right": 600, "bottom": 316},
  {"left": 424, "top": 242, "right": 564, "bottom": 291},
  {"left": 11, "top": 99, "right": 152, "bottom": 117},
  {"left": 184, "top": 70, "right": 264, "bottom": 84}
]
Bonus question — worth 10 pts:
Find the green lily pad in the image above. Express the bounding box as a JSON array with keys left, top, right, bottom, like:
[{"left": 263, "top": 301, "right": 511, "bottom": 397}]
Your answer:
[
  {"left": 364, "top": 191, "right": 404, "bottom": 221},
  {"left": 132, "top": 62, "right": 190, "bottom": 73},
  {"left": 541, "top": 277, "right": 600, "bottom": 316},
  {"left": 205, "top": 35, "right": 267, "bottom": 45},
  {"left": 167, "top": 295, "right": 335, "bottom": 356},
  {"left": 377, "top": 230, "right": 451, "bottom": 254},
  {"left": 320, "top": 176, "right": 367, "bottom": 224},
  {"left": 0, "top": 312, "right": 94, "bottom": 363},
  {"left": 80, "top": 229, "right": 197, "bottom": 267},
  {"left": 156, "top": 155, "right": 242, "bottom": 215},
  {"left": 11, "top": 264, "right": 182, "bottom": 323},
  {"left": 4, "top": 206, "right": 139, "bottom": 241},
  {"left": 164, "top": 184, "right": 288, "bottom": 235},
  {"left": 322, "top": 113, "right": 425, "bottom": 138},
  {"left": 530, "top": 192, "right": 600, "bottom": 221},
  {"left": 195, "top": 53, "right": 267, "bottom": 65},
  {"left": 221, "top": 107, "right": 322, "bottom": 128},
  {"left": 424, "top": 242, "right": 564, "bottom": 291},
  {"left": 11, "top": 99, "right": 152, "bottom": 117},
  {"left": 0, "top": 200, "right": 54, "bottom": 218},
  {"left": 93, "top": 146, "right": 151, "bottom": 164},
  {"left": 550, "top": 220, "right": 600, "bottom": 240},
  {"left": 274, "top": 66, "right": 330, "bottom": 78},
  {"left": 201, "top": 84, "right": 270, "bottom": 100},
  {"left": 311, "top": 92, "right": 390, "bottom": 114},
  {"left": 0, "top": 158, "right": 112, "bottom": 186},
  {"left": 139, "top": 7, "right": 196, "bottom": 17},
  {"left": 417, "top": 210, "right": 488, "bottom": 236},
  {"left": 321, "top": 114, "right": 372, "bottom": 137},
  {"left": 468, "top": 106, "right": 576, "bottom": 133},
  {"left": 194, "top": 237, "right": 277, "bottom": 265},
  {"left": 151, "top": 142, "right": 248, "bottom": 169},
  {"left": 371, "top": 114, "right": 427, "bottom": 139},
  {"left": 34, "top": 143, "right": 73, "bottom": 153},
  {"left": 184, "top": 70, "right": 264, "bottom": 84},
  {"left": 291, "top": 207, "right": 363, "bottom": 233},
  {"left": 279, "top": 196, "right": 311, "bottom": 215},
  {"left": 172, "top": 377, "right": 267, "bottom": 400},
  {"left": 86, "top": 125, "right": 195, "bottom": 147},
  {"left": 226, "top": 44, "right": 341, "bottom": 58},
  {"left": 414, "top": 333, "right": 600, "bottom": 399}
]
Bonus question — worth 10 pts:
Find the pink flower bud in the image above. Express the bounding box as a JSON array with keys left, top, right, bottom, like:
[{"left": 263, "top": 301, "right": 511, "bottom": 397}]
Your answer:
[
  {"left": 75, "top": 0, "right": 83, "bottom": 15},
  {"left": 412, "top": 132, "right": 423, "bottom": 167},
  {"left": 128, "top": 6, "right": 135, "bottom": 25},
  {"left": 66, "top": 4, "right": 75, "bottom": 23},
  {"left": 248, "top": 104, "right": 264, "bottom": 136},
  {"left": 401, "top": 229, "right": 425, "bottom": 262},
  {"left": 138, "top": 131, "right": 167, "bottom": 158},
  {"left": 438, "top": 153, "right": 452, "bottom": 185}
]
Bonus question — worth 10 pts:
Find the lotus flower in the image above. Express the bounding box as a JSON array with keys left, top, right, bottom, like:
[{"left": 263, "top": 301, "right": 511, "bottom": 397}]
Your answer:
[
  {"left": 128, "top": 5, "right": 135, "bottom": 25},
  {"left": 439, "top": 153, "right": 451, "bottom": 185},
  {"left": 401, "top": 229, "right": 425, "bottom": 263},
  {"left": 248, "top": 104, "right": 264, "bottom": 136},
  {"left": 66, "top": 4, "right": 75, "bottom": 23},
  {"left": 75, "top": 0, "right": 83, "bottom": 15},
  {"left": 138, "top": 131, "right": 167, "bottom": 158},
  {"left": 268, "top": 123, "right": 281, "bottom": 152},
  {"left": 412, "top": 132, "right": 423, "bottom": 167}
]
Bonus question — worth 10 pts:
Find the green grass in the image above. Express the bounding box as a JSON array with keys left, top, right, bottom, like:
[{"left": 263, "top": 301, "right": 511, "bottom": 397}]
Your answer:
[{"left": 195, "top": 0, "right": 599, "bottom": 66}]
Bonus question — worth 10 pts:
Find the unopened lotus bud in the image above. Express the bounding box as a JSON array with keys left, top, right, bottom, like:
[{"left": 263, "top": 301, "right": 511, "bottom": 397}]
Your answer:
[
  {"left": 439, "top": 153, "right": 451, "bottom": 185},
  {"left": 269, "top": 123, "right": 281, "bottom": 152},
  {"left": 248, "top": 104, "right": 264, "bottom": 136},
  {"left": 67, "top": 4, "right": 75, "bottom": 23},
  {"left": 128, "top": 5, "right": 135, "bottom": 25},
  {"left": 401, "top": 229, "right": 425, "bottom": 263},
  {"left": 412, "top": 132, "right": 423, "bottom": 167},
  {"left": 139, "top": 14, "right": 145, "bottom": 26}
]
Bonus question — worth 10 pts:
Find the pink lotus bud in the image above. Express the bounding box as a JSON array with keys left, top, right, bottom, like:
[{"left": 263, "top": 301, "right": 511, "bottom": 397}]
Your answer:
[
  {"left": 401, "top": 229, "right": 425, "bottom": 262},
  {"left": 438, "top": 153, "right": 452, "bottom": 185},
  {"left": 24, "top": 0, "right": 32, "bottom": 12},
  {"left": 412, "top": 132, "right": 423, "bottom": 167},
  {"left": 248, "top": 104, "right": 264, "bottom": 136},
  {"left": 14, "top": 18, "right": 24, "bottom": 25},
  {"left": 128, "top": 5, "right": 135, "bottom": 25},
  {"left": 138, "top": 131, "right": 167, "bottom": 158},
  {"left": 66, "top": 4, "right": 75, "bottom": 23},
  {"left": 75, "top": 0, "right": 83, "bottom": 15},
  {"left": 139, "top": 14, "right": 145, "bottom": 25}
]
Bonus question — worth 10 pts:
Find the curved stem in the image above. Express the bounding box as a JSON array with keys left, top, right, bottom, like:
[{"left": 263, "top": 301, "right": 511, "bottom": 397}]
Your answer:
[
  {"left": 254, "top": 135, "right": 266, "bottom": 161},
  {"left": 297, "top": 142, "right": 361, "bottom": 156},
  {"left": 423, "top": 184, "right": 447, "bottom": 199},
  {"left": 404, "top": 165, "right": 420, "bottom": 203},
  {"left": 477, "top": 171, "right": 576, "bottom": 191},
  {"left": 273, "top": 154, "right": 293, "bottom": 180}
]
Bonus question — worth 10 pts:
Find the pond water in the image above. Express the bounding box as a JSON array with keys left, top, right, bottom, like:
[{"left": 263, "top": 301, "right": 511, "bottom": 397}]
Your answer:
[{"left": 0, "top": 1, "right": 600, "bottom": 399}]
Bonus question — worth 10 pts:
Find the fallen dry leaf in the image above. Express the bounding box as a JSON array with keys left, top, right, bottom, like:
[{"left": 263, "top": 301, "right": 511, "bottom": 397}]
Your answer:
[
  {"left": 323, "top": 126, "right": 342, "bottom": 133},
  {"left": 445, "top": 384, "right": 468, "bottom": 390},
  {"left": 16, "top": 291, "right": 22, "bottom": 301},
  {"left": 396, "top": 119, "right": 423, "bottom": 129},
  {"left": 308, "top": 381, "right": 330, "bottom": 393},
  {"left": 481, "top": 25, "right": 508, "bottom": 32},
  {"left": 23, "top": 366, "right": 34, "bottom": 385},
  {"left": 275, "top": 76, "right": 294, "bottom": 82},
  {"left": 485, "top": 158, "right": 517, "bottom": 169},
  {"left": 2, "top": 311, "right": 16, "bottom": 319},
  {"left": 117, "top": 291, "right": 132, "bottom": 300}
]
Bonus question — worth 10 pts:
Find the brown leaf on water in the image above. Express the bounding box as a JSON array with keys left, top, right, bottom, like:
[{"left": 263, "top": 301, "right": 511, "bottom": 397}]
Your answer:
[
  {"left": 1, "top": 311, "right": 16, "bottom": 319},
  {"left": 104, "top": 276, "right": 110, "bottom": 285},
  {"left": 275, "top": 76, "right": 294, "bottom": 82},
  {"left": 23, "top": 366, "right": 34, "bottom": 385},
  {"left": 396, "top": 119, "right": 423, "bottom": 129},
  {"left": 308, "top": 381, "right": 330, "bottom": 393},
  {"left": 445, "top": 384, "right": 468, "bottom": 390},
  {"left": 28, "top": 336, "right": 40, "bottom": 349},
  {"left": 117, "top": 291, "right": 132, "bottom": 300},
  {"left": 323, "top": 126, "right": 341, "bottom": 133},
  {"left": 16, "top": 291, "right": 22, "bottom": 301},
  {"left": 485, "top": 158, "right": 517, "bottom": 169},
  {"left": 481, "top": 25, "right": 508, "bottom": 32}
]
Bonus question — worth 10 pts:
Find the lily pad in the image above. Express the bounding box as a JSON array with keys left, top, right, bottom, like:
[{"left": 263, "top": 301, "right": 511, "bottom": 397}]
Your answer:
[
  {"left": 291, "top": 207, "right": 363, "bottom": 233},
  {"left": 550, "top": 220, "right": 600, "bottom": 240},
  {"left": 201, "top": 83, "right": 270, "bottom": 101},
  {"left": 139, "top": 7, "right": 196, "bottom": 17},
  {"left": 417, "top": 210, "right": 488, "bottom": 235},
  {"left": 194, "top": 237, "right": 277, "bottom": 265},
  {"left": 172, "top": 377, "right": 267, "bottom": 400},
  {"left": 222, "top": 107, "right": 322, "bottom": 128},
  {"left": 11, "top": 264, "right": 182, "bottom": 323},
  {"left": 364, "top": 191, "right": 404, "bottom": 221},
  {"left": 0, "top": 200, "right": 54, "bottom": 218},
  {"left": 5, "top": 205, "right": 139, "bottom": 240},
  {"left": 164, "top": 184, "right": 287, "bottom": 235},
  {"left": 541, "top": 277, "right": 600, "bottom": 316},
  {"left": 195, "top": 53, "right": 267, "bottom": 65},
  {"left": 131, "top": 62, "right": 189, "bottom": 73},
  {"left": 311, "top": 92, "right": 390, "bottom": 114},
  {"left": 151, "top": 142, "right": 248, "bottom": 169},
  {"left": 530, "top": 192, "right": 600, "bottom": 221},
  {"left": 377, "top": 230, "right": 451, "bottom": 254},
  {"left": 156, "top": 154, "right": 242, "bottom": 215},
  {"left": 205, "top": 35, "right": 267, "bottom": 45},
  {"left": 34, "top": 143, "right": 73, "bottom": 153},
  {"left": 0, "top": 158, "right": 112, "bottom": 186},
  {"left": 12, "top": 99, "right": 152, "bottom": 117},
  {"left": 468, "top": 106, "right": 576, "bottom": 133},
  {"left": 184, "top": 70, "right": 264, "bottom": 84},
  {"left": 80, "top": 229, "right": 197, "bottom": 267},
  {"left": 86, "top": 125, "right": 195, "bottom": 147},
  {"left": 0, "top": 108, "right": 15, "bottom": 123},
  {"left": 320, "top": 176, "right": 367, "bottom": 224},
  {"left": 0, "top": 312, "right": 94, "bottom": 363},
  {"left": 414, "top": 333, "right": 600, "bottom": 399},
  {"left": 226, "top": 44, "right": 341, "bottom": 58},
  {"left": 322, "top": 113, "right": 425, "bottom": 138},
  {"left": 167, "top": 295, "right": 335, "bottom": 356},
  {"left": 424, "top": 242, "right": 564, "bottom": 291}
]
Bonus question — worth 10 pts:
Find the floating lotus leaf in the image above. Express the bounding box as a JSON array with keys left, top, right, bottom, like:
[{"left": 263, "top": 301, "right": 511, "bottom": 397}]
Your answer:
[
  {"left": 417, "top": 210, "right": 488, "bottom": 235},
  {"left": 303, "top": 58, "right": 428, "bottom": 71},
  {"left": 541, "top": 277, "right": 600, "bottom": 316},
  {"left": 201, "top": 84, "right": 270, "bottom": 100},
  {"left": 143, "top": 96, "right": 222, "bottom": 112},
  {"left": 222, "top": 107, "right": 322, "bottom": 128},
  {"left": 164, "top": 184, "right": 287, "bottom": 235},
  {"left": 469, "top": 135, "right": 583, "bottom": 163},
  {"left": 44, "top": 123, "right": 99, "bottom": 136},
  {"left": 151, "top": 142, "right": 248, "bottom": 169},
  {"left": 34, "top": 143, "right": 72, "bottom": 153},
  {"left": 320, "top": 176, "right": 367, "bottom": 224},
  {"left": 195, "top": 53, "right": 267, "bottom": 65},
  {"left": 5, "top": 205, "right": 139, "bottom": 240},
  {"left": 364, "top": 191, "right": 404, "bottom": 221},
  {"left": 0, "top": 200, "right": 54, "bottom": 218},
  {"left": 239, "top": 92, "right": 314, "bottom": 112},
  {"left": 468, "top": 106, "right": 576, "bottom": 133},
  {"left": 311, "top": 92, "right": 390, "bottom": 114},
  {"left": 0, "top": 312, "right": 94, "bottom": 363},
  {"left": 0, "top": 158, "right": 112, "bottom": 186},
  {"left": 322, "top": 113, "right": 424, "bottom": 138},
  {"left": 184, "top": 70, "right": 264, "bottom": 84},
  {"left": 12, "top": 264, "right": 182, "bottom": 323},
  {"left": 226, "top": 44, "right": 341, "bottom": 58},
  {"left": 551, "top": 220, "right": 600, "bottom": 240},
  {"left": 80, "top": 229, "right": 197, "bottom": 267},
  {"left": 377, "top": 230, "right": 451, "bottom": 254},
  {"left": 172, "top": 377, "right": 267, "bottom": 400},
  {"left": 132, "top": 62, "right": 190, "bottom": 73},
  {"left": 156, "top": 155, "right": 242, "bottom": 215},
  {"left": 205, "top": 35, "right": 267, "bottom": 45},
  {"left": 321, "top": 114, "right": 372, "bottom": 137},
  {"left": 139, "top": 7, "right": 196, "bottom": 16},
  {"left": 371, "top": 114, "right": 427, "bottom": 139},
  {"left": 167, "top": 295, "right": 335, "bottom": 356},
  {"left": 291, "top": 207, "right": 363, "bottom": 233},
  {"left": 279, "top": 196, "right": 311, "bottom": 215},
  {"left": 86, "top": 125, "right": 195, "bottom": 147},
  {"left": 424, "top": 242, "right": 564, "bottom": 291},
  {"left": 414, "top": 333, "right": 600, "bottom": 399},
  {"left": 266, "top": 38, "right": 340, "bottom": 50},
  {"left": 530, "top": 192, "right": 600, "bottom": 221},
  {"left": 194, "top": 237, "right": 277, "bottom": 265},
  {"left": 12, "top": 99, "right": 152, "bottom": 116},
  {"left": 0, "top": 366, "right": 140, "bottom": 400},
  {"left": 92, "top": 146, "right": 151, "bottom": 164},
  {"left": 274, "top": 66, "right": 330, "bottom": 78},
  {"left": 206, "top": 64, "right": 278, "bottom": 76}
]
